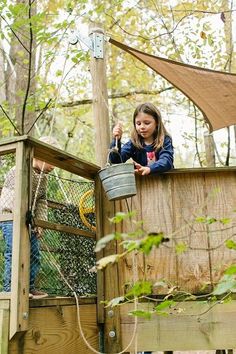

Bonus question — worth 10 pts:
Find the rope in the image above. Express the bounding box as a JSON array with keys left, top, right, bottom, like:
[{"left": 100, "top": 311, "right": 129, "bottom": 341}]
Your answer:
[{"left": 40, "top": 229, "right": 139, "bottom": 354}]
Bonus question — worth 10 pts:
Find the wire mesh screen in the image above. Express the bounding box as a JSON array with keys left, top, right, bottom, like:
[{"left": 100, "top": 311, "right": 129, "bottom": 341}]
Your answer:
[
  {"left": 0, "top": 153, "right": 16, "bottom": 293},
  {"left": 40, "top": 174, "right": 97, "bottom": 296},
  {"left": 39, "top": 229, "right": 96, "bottom": 296},
  {"left": 0, "top": 157, "right": 97, "bottom": 297}
]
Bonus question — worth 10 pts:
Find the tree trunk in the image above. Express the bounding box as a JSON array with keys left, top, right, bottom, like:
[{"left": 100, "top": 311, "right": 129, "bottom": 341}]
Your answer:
[{"left": 7, "top": 0, "right": 37, "bottom": 135}]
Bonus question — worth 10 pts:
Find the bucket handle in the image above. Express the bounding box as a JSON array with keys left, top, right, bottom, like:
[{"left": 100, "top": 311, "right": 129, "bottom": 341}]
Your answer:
[{"left": 106, "top": 137, "right": 123, "bottom": 166}]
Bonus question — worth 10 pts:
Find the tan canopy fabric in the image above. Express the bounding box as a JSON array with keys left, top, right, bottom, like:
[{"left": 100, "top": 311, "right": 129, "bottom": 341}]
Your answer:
[{"left": 109, "top": 38, "right": 236, "bottom": 132}]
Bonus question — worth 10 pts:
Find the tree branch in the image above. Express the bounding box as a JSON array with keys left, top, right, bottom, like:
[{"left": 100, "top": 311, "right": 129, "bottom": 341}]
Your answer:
[
  {"left": 0, "top": 104, "right": 21, "bottom": 135},
  {"left": 56, "top": 87, "right": 173, "bottom": 108},
  {"left": 0, "top": 14, "right": 30, "bottom": 54},
  {"left": 21, "top": 0, "right": 33, "bottom": 133}
]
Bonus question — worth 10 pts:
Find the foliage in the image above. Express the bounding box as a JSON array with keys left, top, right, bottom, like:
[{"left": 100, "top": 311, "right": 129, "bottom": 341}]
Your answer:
[
  {"left": 0, "top": 0, "right": 235, "bottom": 166},
  {"left": 93, "top": 211, "right": 175, "bottom": 318},
  {"left": 94, "top": 210, "right": 236, "bottom": 319}
]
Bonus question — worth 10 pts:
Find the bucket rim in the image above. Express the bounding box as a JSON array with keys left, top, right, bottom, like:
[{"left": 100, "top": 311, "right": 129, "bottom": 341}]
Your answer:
[{"left": 98, "top": 162, "right": 135, "bottom": 174}]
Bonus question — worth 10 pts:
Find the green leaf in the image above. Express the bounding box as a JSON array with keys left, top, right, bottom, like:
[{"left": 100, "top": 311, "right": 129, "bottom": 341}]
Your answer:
[
  {"left": 108, "top": 211, "right": 136, "bottom": 224},
  {"left": 213, "top": 275, "right": 236, "bottom": 295},
  {"left": 128, "top": 310, "right": 152, "bottom": 319},
  {"left": 225, "top": 265, "right": 236, "bottom": 275},
  {"left": 195, "top": 216, "right": 217, "bottom": 224},
  {"left": 225, "top": 240, "right": 236, "bottom": 250},
  {"left": 220, "top": 218, "right": 231, "bottom": 225},
  {"left": 94, "top": 233, "right": 116, "bottom": 252},
  {"left": 175, "top": 242, "right": 187, "bottom": 254},
  {"left": 154, "top": 300, "right": 175, "bottom": 313},
  {"left": 126, "top": 281, "right": 152, "bottom": 297}
]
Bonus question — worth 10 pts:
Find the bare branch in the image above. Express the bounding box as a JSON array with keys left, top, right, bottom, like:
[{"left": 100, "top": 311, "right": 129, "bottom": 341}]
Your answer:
[
  {"left": 0, "top": 14, "right": 30, "bottom": 54},
  {"left": 21, "top": 0, "right": 34, "bottom": 133},
  {"left": 0, "top": 104, "right": 21, "bottom": 135},
  {"left": 26, "top": 99, "right": 52, "bottom": 134},
  {"left": 55, "top": 87, "right": 173, "bottom": 109}
]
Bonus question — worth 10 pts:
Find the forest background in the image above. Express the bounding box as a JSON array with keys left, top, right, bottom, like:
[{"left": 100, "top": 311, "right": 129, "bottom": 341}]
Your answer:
[{"left": 0, "top": 0, "right": 236, "bottom": 170}]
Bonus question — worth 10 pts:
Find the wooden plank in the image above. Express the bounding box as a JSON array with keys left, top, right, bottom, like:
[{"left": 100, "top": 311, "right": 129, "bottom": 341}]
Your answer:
[
  {"left": 28, "top": 137, "right": 100, "bottom": 180},
  {"left": 204, "top": 171, "right": 236, "bottom": 286},
  {"left": 34, "top": 219, "right": 95, "bottom": 239},
  {"left": 0, "top": 214, "right": 13, "bottom": 222},
  {"left": 0, "top": 301, "right": 10, "bottom": 354},
  {"left": 138, "top": 174, "right": 177, "bottom": 293},
  {"left": 120, "top": 301, "right": 236, "bottom": 351},
  {"left": 29, "top": 296, "right": 96, "bottom": 308},
  {"left": 9, "top": 304, "right": 99, "bottom": 354},
  {"left": 10, "top": 142, "right": 31, "bottom": 338},
  {"left": 94, "top": 175, "right": 105, "bottom": 324},
  {"left": 116, "top": 176, "right": 145, "bottom": 293},
  {"left": 101, "top": 195, "right": 122, "bottom": 353},
  {"left": 0, "top": 142, "right": 17, "bottom": 155},
  {"left": 171, "top": 173, "right": 211, "bottom": 293},
  {"left": 0, "top": 136, "right": 100, "bottom": 180},
  {"left": 167, "top": 166, "right": 236, "bottom": 174}
]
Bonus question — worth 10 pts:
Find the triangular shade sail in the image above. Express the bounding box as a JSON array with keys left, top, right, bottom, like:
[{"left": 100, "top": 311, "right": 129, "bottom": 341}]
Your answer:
[{"left": 109, "top": 38, "right": 236, "bottom": 132}]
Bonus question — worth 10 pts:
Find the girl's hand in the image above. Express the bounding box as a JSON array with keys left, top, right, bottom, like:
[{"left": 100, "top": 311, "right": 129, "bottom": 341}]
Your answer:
[
  {"left": 134, "top": 162, "right": 151, "bottom": 176},
  {"left": 113, "top": 123, "right": 123, "bottom": 139}
]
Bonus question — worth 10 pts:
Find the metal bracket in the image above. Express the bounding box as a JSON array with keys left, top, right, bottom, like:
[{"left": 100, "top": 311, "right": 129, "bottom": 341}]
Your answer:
[{"left": 69, "top": 31, "right": 104, "bottom": 59}]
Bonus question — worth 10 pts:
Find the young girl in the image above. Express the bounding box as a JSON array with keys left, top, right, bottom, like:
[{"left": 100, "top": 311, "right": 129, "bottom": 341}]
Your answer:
[{"left": 110, "top": 102, "right": 174, "bottom": 175}]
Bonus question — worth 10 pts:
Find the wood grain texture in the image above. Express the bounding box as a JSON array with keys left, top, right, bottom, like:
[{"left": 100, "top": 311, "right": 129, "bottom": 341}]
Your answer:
[
  {"left": 108, "top": 170, "right": 236, "bottom": 294},
  {"left": 120, "top": 301, "right": 236, "bottom": 351},
  {"left": 0, "top": 300, "right": 10, "bottom": 354},
  {"left": 9, "top": 304, "right": 98, "bottom": 354},
  {"left": 10, "top": 142, "right": 31, "bottom": 338}
]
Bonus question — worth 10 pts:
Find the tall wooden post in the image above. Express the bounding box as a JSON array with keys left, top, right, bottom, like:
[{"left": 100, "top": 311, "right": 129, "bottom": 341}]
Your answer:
[
  {"left": 204, "top": 133, "right": 216, "bottom": 167},
  {"left": 89, "top": 24, "right": 110, "bottom": 168},
  {"left": 90, "top": 25, "right": 123, "bottom": 353}
]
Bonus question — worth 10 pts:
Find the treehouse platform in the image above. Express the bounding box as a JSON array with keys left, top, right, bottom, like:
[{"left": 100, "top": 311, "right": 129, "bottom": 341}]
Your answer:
[{"left": 0, "top": 136, "right": 235, "bottom": 354}]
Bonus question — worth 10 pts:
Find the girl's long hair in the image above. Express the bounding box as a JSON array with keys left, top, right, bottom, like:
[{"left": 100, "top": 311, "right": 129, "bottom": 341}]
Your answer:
[{"left": 131, "top": 102, "right": 170, "bottom": 151}]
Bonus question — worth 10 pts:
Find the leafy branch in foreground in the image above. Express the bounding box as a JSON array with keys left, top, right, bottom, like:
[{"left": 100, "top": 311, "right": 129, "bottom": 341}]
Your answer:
[
  {"left": 92, "top": 211, "right": 236, "bottom": 319},
  {"left": 93, "top": 211, "right": 169, "bottom": 270}
]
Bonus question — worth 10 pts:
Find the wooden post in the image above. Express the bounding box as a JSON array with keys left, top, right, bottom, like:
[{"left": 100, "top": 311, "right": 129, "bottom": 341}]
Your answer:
[
  {"left": 89, "top": 23, "right": 122, "bottom": 353},
  {"left": 204, "top": 133, "right": 216, "bottom": 167},
  {"left": 0, "top": 300, "right": 10, "bottom": 353},
  {"left": 89, "top": 24, "right": 110, "bottom": 168},
  {"left": 10, "top": 141, "right": 31, "bottom": 339}
]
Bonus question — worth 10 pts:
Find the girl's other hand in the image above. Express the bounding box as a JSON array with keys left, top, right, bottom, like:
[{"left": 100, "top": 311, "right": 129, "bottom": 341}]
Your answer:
[
  {"left": 113, "top": 122, "right": 123, "bottom": 139},
  {"left": 134, "top": 162, "right": 151, "bottom": 176}
]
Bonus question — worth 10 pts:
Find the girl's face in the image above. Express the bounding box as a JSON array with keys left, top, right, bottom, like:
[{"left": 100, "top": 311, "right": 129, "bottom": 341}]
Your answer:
[{"left": 135, "top": 112, "right": 157, "bottom": 143}]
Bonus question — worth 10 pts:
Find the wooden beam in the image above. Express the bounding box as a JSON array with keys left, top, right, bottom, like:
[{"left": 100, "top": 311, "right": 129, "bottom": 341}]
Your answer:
[
  {"left": 9, "top": 303, "right": 99, "bottom": 354},
  {"left": 0, "top": 300, "right": 10, "bottom": 354},
  {"left": 89, "top": 24, "right": 110, "bottom": 168},
  {"left": 94, "top": 175, "right": 104, "bottom": 324},
  {"left": 10, "top": 141, "right": 31, "bottom": 339},
  {"left": 34, "top": 219, "right": 95, "bottom": 239},
  {"left": 0, "top": 214, "right": 13, "bottom": 222},
  {"left": 102, "top": 197, "right": 122, "bottom": 353},
  {"left": 120, "top": 301, "right": 236, "bottom": 351},
  {"left": 0, "top": 135, "right": 100, "bottom": 180},
  {"left": 0, "top": 142, "right": 17, "bottom": 156}
]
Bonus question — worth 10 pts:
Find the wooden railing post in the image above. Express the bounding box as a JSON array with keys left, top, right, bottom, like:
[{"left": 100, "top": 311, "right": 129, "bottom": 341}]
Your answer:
[{"left": 10, "top": 141, "right": 32, "bottom": 339}]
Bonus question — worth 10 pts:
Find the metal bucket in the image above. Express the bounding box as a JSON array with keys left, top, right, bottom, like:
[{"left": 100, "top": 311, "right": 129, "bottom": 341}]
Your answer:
[{"left": 98, "top": 162, "right": 137, "bottom": 201}]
